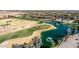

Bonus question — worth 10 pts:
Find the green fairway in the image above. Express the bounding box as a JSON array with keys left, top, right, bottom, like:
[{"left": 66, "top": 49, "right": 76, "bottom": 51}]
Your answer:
[{"left": 0, "top": 25, "right": 50, "bottom": 43}]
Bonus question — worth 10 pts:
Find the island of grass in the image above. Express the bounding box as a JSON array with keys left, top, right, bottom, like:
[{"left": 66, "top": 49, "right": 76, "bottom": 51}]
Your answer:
[{"left": 0, "top": 24, "right": 50, "bottom": 43}]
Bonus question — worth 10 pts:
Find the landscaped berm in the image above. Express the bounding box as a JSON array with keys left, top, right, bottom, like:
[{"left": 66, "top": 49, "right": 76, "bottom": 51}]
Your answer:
[{"left": 0, "top": 18, "right": 56, "bottom": 48}]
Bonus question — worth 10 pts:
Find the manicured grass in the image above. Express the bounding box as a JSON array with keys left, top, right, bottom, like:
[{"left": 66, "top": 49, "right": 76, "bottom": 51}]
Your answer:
[
  {"left": 0, "top": 25, "right": 50, "bottom": 43},
  {"left": 15, "top": 16, "right": 43, "bottom": 24},
  {"left": 16, "top": 16, "right": 39, "bottom": 21}
]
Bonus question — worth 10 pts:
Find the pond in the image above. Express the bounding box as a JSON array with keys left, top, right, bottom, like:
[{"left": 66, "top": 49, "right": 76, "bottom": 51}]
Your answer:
[{"left": 40, "top": 21, "right": 71, "bottom": 48}]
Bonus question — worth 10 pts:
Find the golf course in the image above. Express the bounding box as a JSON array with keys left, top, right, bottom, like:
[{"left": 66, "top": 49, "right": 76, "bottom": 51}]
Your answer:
[{"left": 0, "top": 18, "right": 56, "bottom": 48}]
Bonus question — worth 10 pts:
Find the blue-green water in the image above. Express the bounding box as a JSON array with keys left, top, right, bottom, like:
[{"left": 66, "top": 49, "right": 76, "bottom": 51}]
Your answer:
[{"left": 41, "top": 21, "right": 70, "bottom": 48}]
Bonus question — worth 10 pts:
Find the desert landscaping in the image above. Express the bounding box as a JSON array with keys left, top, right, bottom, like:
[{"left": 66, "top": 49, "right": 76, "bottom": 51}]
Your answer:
[{"left": 0, "top": 19, "right": 38, "bottom": 35}]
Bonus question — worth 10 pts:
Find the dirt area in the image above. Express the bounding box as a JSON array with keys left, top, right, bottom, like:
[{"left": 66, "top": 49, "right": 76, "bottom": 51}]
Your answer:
[
  {"left": 0, "top": 19, "right": 38, "bottom": 35},
  {"left": 57, "top": 34, "right": 79, "bottom": 48},
  {"left": 0, "top": 11, "right": 25, "bottom": 17}
]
